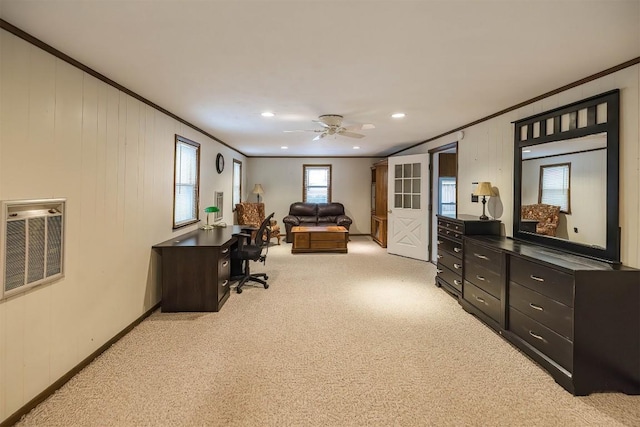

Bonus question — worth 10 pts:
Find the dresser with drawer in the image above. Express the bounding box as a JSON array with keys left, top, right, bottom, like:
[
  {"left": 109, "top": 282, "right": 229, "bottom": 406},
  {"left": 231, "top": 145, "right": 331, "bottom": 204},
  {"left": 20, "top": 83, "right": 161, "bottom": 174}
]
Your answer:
[
  {"left": 463, "top": 235, "right": 640, "bottom": 396},
  {"left": 435, "top": 214, "right": 500, "bottom": 298}
]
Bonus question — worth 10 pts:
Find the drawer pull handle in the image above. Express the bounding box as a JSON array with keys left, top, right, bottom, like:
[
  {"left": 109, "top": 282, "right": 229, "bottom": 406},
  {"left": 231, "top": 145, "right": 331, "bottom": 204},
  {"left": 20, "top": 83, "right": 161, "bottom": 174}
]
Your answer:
[
  {"left": 529, "top": 303, "right": 544, "bottom": 311},
  {"left": 437, "top": 240, "right": 443, "bottom": 244},
  {"left": 475, "top": 275, "right": 485, "bottom": 281},
  {"left": 454, "top": 280, "right": 462, "bottom": 286},
  {"left": 221, "top": 280, "right": 229, "bottom": 287},
  {"left": 221, "top": 248, "right": 229, "bottom": 254},
  {"left": 222, "top": 261, "right": 229, "bottom": 267},
  {"left": 475, "top": 296, "right": 485, "bottom": 303},
  {"left": 453, "top": 263, "right": 462, "bottom": 269},
  {"left": 454, "top": 247, "right": 462, "bottom": 253},
  {"left": 436, "top": 269, "right": 443, "bottom": 274},
  {"left": 530, "top": 275, "right": 545, "bottom": 282},
  {"left": 474, "top": 253, "right": 489, "bottom": 260},
  {"left": 437, "top": 254, "right": 443, "bottom": 259},
  {"left": 529, "top": 331, "right": 545, "bottom": 341}
]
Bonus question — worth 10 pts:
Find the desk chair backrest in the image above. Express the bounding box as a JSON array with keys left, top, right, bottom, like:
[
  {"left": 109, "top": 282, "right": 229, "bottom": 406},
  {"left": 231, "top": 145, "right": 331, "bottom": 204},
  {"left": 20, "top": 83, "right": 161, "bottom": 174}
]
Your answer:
[{"left": 254, "top": 212, "right": 275, "bottom": 250}]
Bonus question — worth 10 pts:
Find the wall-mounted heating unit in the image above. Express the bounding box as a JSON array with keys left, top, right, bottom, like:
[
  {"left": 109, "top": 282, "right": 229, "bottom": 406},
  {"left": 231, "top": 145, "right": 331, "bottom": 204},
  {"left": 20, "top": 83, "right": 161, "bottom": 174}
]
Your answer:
[{"left": 1, "top": 198, "right": 66, "bottom": 300}]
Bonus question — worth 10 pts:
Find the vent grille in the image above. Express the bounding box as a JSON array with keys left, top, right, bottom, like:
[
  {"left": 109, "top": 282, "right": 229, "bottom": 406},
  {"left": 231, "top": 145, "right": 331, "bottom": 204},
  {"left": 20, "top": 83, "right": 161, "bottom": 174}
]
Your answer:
[{"left": 2, "top": 199, "right": 65, "bottom": 299}]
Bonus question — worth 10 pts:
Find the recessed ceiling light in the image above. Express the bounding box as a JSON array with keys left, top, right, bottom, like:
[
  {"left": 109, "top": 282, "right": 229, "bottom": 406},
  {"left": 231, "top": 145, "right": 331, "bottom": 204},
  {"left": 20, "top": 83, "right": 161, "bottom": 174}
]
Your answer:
[
  {"left": 280, "top": 146, "right": 288, "bottom": 149},
  {"left": 261, "top": 112, "right": 275, "bottom": 117},
  {"left": 353, "top": 146, "right": 360, "bottom": 150},
  {"left": 391, "top": 112, "right": 406, "bottom": 118}
]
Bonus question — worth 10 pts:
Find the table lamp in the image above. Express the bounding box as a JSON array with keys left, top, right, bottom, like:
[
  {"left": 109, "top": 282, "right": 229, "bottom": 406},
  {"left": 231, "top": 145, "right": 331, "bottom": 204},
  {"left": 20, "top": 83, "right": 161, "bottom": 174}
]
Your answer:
[
  {"left": 473, "top": 182, "right": 494, "bottom": 220},
  {"left": 202, "top": 206, "right": 220, "bottom": 230},
  {"left": 252, "top": 184, "right": 264, "bottom": 203}
]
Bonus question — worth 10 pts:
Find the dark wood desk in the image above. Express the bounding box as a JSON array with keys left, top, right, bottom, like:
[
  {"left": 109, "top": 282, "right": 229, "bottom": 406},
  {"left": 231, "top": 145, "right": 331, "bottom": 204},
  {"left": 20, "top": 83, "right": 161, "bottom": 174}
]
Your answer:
[{"left": 153, "top": 226, "right": 243, "bottom": 312}]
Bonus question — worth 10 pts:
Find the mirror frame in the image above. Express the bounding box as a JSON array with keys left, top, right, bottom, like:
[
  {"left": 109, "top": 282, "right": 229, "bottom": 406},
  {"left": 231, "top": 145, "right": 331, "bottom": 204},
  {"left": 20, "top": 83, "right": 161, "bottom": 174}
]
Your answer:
[{"left": 513, "top": 89, "right": 620, "bottom": 263}]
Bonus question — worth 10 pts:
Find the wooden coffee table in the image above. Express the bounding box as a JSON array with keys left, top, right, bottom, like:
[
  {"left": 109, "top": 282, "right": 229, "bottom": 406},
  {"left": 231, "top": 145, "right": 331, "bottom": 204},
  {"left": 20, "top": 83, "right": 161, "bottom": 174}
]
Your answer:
[{"left": 291, "top": 226, "right": 348, "bottom": 253}]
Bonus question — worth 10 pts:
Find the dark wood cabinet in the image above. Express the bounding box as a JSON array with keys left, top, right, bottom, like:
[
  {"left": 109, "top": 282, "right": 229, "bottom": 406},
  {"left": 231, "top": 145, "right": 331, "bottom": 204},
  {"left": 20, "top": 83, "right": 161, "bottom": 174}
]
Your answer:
[
  {"left": 371, "top": 160, "right": 388, "bottom": 247},
  {"left": 435, "top": 214, "right": 500, "bottom": 299},
  {"left": 461, "top": 235, "right": 640, "bottom": 395}
]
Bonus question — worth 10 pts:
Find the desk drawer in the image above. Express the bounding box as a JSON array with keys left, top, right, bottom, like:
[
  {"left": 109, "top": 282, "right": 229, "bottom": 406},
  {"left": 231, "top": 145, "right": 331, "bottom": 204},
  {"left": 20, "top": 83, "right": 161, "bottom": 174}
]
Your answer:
[
  {"left": 437, "top": 250, "right": 463, "bottom": 275},
  {"left": 464, "top": 240, "right": 502, "bottom": 275},
  {"left": 510, "top": 257, "right": 574, "bottom": 307},
  {"left": 464, "top": 281, "right": 501, "bottom": 323},
  {"left": 437, "top": 264, "right": 462, "bottom": 293},
  {"left": 437, "top": 236, "right": 463, "bottom": 258},
  {"left": 509, "top": 307, "right": 573, "bottom": 373}
]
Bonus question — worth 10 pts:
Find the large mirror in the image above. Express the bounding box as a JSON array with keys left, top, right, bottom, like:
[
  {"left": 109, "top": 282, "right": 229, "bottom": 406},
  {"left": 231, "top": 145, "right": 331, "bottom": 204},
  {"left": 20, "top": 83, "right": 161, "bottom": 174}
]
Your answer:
[{"left": 513, "top": 90, "right": 620, "bottom": 262}]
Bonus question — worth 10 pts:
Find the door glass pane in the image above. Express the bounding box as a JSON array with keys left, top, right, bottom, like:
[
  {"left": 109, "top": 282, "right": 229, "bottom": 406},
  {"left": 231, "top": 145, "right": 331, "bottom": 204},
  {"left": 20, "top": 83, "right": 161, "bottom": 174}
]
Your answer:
[
  {"left": 412, "top": 195, "right": 420, "bottom": 209},
  {"left": 403, "top": 164, "right": 412, "bottom": 177},
  {"left": 395, "top": 194, "right": 402, "bottom": 208},
  {"left": 412, "top": 178, "right": 420, "bottom": 193},
  {"left": 404, "top": 178, "right": 412, "bottom": 193},
  {"left": 395, "top": 179, "right": 402, "bottom": 193},
  {"left": 403, "top": 195, "right": 411, "bottom": 208},
  {"left": 395, "top": 164, "right": 403, "bottom": 178},
  {"left": 412, "top": 163, "right": 421, "bottom": 177}
]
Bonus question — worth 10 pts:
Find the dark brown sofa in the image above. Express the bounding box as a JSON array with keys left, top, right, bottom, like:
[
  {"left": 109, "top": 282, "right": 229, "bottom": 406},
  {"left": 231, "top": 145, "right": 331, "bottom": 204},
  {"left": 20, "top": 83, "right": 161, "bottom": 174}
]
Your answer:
[{"left": 282, "top": 202, "right": 352, "bottom": 243}]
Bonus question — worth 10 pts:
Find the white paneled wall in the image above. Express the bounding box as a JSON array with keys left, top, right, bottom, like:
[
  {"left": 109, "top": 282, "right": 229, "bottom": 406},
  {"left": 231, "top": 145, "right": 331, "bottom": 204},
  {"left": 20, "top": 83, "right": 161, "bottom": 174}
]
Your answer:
[
  {"left": 246, "top": 157, "right": 377, "bottom": 236},
  {"left": 0, "top": 30, "right": 245, "bottom": 421},
  {"left": 399, "top": 65, "right": 640, "bottom": 267}
]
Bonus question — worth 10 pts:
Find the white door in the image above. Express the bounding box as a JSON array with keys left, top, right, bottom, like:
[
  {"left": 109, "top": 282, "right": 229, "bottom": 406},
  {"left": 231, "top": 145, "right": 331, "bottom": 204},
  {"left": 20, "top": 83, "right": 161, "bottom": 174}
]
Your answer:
[{"left": 387, "top": 153, "right": 430, "bottom": 260}]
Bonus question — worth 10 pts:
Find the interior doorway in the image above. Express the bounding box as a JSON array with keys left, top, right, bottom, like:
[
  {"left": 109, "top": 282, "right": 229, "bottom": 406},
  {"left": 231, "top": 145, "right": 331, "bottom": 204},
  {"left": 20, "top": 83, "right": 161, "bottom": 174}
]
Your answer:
[{"left": 428, "top": 143, "right": 458, "bottom": 263}]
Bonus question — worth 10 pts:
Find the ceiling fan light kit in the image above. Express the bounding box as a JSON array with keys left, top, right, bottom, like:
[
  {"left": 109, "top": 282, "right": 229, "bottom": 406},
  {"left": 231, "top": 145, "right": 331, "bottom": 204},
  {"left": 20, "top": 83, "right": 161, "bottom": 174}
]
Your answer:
[{"left": 286, "top": 114, "right": 375, "bottom": 141}]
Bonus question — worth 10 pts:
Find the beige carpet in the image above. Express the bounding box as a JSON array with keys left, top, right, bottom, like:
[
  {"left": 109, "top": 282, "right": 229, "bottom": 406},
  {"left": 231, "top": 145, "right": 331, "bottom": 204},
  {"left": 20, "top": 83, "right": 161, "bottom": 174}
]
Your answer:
[{"left": 15, "top": 237, "right": 640, "bottom": 426}]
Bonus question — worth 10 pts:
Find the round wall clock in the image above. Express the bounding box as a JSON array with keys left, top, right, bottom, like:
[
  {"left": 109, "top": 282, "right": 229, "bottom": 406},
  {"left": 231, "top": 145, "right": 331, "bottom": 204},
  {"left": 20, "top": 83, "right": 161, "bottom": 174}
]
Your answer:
[{"left": 216, "top": 153, "right": 225, "bottom": 174}]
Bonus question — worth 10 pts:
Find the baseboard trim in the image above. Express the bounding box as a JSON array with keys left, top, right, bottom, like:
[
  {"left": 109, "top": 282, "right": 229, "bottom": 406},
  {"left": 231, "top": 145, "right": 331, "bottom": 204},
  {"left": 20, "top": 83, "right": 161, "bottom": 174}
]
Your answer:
[{"left": 1, "top": 302, "right": 161, "bottom": 427}]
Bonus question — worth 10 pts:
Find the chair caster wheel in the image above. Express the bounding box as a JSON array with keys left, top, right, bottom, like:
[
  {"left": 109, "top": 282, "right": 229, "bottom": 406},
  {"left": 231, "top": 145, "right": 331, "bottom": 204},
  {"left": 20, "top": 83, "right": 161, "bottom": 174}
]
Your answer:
[
  {"left": 237, "top": 287, "right": 243, "bottom": 294},
  {"left": 264, "top": 284, "right": 269, "bottom": 289}
]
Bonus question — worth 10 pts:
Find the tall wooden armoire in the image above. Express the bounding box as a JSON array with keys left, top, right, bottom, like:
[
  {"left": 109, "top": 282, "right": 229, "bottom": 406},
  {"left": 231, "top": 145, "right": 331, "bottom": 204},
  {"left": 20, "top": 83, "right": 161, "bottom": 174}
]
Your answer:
[{"left": 371, "top": 159, "right": 388, "bottom": 247}]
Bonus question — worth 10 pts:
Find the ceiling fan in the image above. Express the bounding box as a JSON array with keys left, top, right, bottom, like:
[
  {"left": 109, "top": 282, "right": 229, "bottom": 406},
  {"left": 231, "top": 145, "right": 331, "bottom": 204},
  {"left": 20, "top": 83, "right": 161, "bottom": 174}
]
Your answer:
[{"left": 284, "top": 114, "right": 375, "bottom": 141}]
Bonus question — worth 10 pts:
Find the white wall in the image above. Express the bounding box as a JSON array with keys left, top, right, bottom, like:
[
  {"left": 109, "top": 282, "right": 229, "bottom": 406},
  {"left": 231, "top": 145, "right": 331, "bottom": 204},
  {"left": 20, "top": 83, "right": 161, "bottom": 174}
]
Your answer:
[
  {"left": 245, "top": 157, "right": 378, "bottom": 236},
  {"left": 399, "top": 65, "right": 640, "bottom": 267},
  {"left": 0, "top": 30, "right": 246, "bottom": 422}
]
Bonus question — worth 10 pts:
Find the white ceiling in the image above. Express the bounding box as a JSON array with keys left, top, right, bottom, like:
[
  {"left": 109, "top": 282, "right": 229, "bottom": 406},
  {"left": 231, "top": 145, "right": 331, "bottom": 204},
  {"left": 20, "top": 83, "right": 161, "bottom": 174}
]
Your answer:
[{"left": 1, "top": 1, "right": 638, "bottom": 157}]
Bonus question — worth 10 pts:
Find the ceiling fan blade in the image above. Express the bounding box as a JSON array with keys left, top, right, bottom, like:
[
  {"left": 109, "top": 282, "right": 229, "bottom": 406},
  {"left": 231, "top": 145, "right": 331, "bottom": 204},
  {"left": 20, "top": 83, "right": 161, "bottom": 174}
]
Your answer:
[
  {"left": 312, "top": 133, "right": 327, "bottom": 141},
  {"left": 338, "top": 131, "right": 365, "bottom": 139},
  {"left": 284, "top": 129, "right": 323, "bottom": 133},
  {"left": 312, "top": 120, "right": 331, "bottom": 129},
  {"left": 344, "top": 123, "right": 375, "bottom": 131}
]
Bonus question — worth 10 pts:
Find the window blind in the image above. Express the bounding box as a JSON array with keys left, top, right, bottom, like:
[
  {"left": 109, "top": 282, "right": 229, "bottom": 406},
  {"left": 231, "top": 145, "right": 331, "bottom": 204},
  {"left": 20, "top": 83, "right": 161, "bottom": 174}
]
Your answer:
[{"left": 540, "top": 164, "right": 570, "bottom": 212}]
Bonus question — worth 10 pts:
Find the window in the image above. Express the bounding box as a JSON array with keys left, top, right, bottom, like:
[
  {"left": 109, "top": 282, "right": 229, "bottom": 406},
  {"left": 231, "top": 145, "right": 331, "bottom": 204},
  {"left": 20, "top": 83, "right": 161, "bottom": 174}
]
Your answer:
[
  {"left": 303, "top": 164, "right": 332, "bottom": 203},
  {"left": 173, "top": 135, "right": 200, "bottom": 229},
  {"left": 438, "top": 177, "right": 456, "bottom": 216},
  {"left": 539, "top": 163, "right": 570, "bottom": 213},
  {"left": 232, "top": 159, "right": 242, "bottom": 209}
]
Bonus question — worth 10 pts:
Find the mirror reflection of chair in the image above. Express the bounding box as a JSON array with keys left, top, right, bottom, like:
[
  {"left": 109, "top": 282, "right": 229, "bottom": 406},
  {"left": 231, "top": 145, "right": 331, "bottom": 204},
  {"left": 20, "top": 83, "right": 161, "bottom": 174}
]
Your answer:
[{"left": 232, "top": 212, "right": 274, "bottom": 294}]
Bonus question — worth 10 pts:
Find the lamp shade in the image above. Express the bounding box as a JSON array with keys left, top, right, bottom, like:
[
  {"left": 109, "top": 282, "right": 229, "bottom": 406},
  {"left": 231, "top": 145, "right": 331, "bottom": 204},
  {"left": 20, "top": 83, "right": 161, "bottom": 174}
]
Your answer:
[
  {"left": 474, "top": 182, "right": 495, "bottom": 197},
  {"left": 252, "top": 184, "right": 264, "bottom": 195},
  {"left": 204, "top": 206, "right": 219, "bottom": 213}
]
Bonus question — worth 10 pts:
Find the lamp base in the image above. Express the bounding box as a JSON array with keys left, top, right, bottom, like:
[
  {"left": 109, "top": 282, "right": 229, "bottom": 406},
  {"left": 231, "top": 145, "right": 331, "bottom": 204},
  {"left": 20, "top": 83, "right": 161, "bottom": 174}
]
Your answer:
[
  {"left": 201, "top": 224, "right": 214, "bottom": 230},
  {"left": 479, "top": 196, "right": 489, "bottom": 220},
  {"left": 479, "top": 214, "right": 489, "bottom": 221}
]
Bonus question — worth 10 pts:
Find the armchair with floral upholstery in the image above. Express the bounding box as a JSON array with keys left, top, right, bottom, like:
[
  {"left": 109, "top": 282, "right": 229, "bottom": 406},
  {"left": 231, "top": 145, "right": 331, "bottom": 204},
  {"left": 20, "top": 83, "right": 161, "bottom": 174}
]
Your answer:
[
  {"left": 235, "top": 202, "right": 281, "bottom": 245},
  {"left": 521, "top": 203, "right": 561, "bottom": 237}
]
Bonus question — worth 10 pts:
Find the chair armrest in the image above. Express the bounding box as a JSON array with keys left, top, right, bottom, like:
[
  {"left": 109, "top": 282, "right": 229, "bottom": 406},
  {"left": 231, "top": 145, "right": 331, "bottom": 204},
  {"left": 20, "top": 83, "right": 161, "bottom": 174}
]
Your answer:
[{"left": 283, "top": 215, "right": 300, "bottom": 226}]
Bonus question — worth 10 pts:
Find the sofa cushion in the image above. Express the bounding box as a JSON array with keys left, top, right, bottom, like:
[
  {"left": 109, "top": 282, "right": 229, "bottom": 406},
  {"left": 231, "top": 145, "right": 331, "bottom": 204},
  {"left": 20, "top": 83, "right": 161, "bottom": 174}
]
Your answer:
[
  {"left": 299, "top": 216, "right": 317, "bottom": 224},
  {"left": 289, "top": 202, "right": 318, "bottom": 217},
  {"left": 317, "top": 202, "right": 345, "bottom": 217}
]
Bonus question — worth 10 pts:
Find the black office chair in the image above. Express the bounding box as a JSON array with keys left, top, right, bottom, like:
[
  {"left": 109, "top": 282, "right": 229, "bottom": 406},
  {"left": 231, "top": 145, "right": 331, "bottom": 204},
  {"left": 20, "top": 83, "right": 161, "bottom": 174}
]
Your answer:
[{"left": 231, "top": 212, "right": 274, "bottom": 294}]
